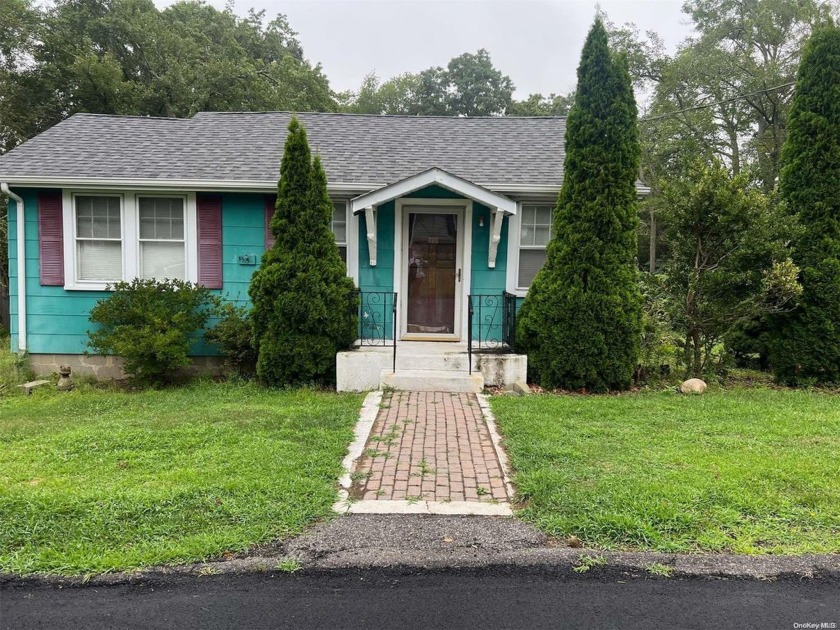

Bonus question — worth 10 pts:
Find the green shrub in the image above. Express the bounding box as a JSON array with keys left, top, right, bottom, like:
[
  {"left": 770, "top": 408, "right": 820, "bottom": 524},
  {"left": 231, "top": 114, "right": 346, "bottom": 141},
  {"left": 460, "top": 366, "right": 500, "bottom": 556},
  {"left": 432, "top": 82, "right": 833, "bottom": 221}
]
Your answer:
[
  {"left": 249, "top": 117, "right": 358, "bottom": 386},
  {"left": 205, "top": 301, "right": 257, "bottom": 377},
  {"left": 770, "top": 25, "right": 840, "bottom": 385},
  {"left": 637, "top": 273, "right": 680, "bottom": 381},
  {"left": 87, "top": 278, "right": 215, "bottom": 386},
  {"left": 517, "top": 19, "right": 642, "bottom": 392}
]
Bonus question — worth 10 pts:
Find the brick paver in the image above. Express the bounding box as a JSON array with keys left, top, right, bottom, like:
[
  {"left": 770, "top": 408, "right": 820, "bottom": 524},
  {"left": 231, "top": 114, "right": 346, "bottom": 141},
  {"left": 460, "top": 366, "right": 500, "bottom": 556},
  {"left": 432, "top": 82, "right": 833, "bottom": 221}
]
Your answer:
[{"left": 350, "top": 391, "right": 509, "bottom": 503}]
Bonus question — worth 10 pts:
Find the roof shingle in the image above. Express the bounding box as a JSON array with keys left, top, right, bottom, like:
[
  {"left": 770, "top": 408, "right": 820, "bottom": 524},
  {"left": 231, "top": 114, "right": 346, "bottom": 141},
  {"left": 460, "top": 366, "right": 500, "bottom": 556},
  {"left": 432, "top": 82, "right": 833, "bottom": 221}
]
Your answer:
[{"left": 0, "top": 112, "right": 567, "bottom": 189}]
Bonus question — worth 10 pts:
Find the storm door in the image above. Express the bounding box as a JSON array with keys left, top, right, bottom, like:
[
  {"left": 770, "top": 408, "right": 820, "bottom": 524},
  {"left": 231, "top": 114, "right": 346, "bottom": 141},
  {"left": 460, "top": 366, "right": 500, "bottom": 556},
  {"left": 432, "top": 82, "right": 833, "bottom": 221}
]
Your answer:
[{"left": 405, "top": 211, "right": 461, "bottom": 337}]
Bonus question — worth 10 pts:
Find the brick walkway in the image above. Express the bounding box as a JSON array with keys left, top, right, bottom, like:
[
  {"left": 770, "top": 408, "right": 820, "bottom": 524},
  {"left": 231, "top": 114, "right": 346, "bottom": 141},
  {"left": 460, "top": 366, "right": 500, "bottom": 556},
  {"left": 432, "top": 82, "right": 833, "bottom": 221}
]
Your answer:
[{"left": 349, "top": 391, "right": 509, "bottom": 503}]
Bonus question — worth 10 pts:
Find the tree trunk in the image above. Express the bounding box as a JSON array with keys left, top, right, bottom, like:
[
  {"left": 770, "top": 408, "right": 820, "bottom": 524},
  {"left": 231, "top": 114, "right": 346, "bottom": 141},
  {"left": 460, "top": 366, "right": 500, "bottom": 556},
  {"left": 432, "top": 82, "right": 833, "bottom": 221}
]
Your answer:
[{"left": 691, "top": 328, "right": 702, "bottom": 378}]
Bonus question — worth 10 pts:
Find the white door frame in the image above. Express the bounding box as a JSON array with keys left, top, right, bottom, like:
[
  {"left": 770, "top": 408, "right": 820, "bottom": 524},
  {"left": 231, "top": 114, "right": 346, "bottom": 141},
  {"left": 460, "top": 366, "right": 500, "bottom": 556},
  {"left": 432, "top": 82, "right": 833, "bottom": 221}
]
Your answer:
[{"left": 394, "top": 198, "right": 473, "bottom": 341}]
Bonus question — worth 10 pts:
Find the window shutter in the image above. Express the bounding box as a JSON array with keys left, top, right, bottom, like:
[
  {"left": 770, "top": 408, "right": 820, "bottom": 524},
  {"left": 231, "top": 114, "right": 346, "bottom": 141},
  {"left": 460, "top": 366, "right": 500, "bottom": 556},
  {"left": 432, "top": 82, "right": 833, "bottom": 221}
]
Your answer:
[
  {"left": 197, "top": 195, "right": 223, "bottom": 289},
  {"left": 38, "top": 191, "right": 64, "bottom": 286},
  {"left": 265, "top": 196, "right": 276, "bottom": 249}
]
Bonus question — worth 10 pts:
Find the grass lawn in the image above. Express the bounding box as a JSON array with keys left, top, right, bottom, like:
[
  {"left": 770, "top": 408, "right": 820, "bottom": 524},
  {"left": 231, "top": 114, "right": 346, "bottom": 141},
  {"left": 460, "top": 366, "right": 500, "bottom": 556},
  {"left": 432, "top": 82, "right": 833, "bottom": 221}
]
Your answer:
[
  {"left": 0, "top": 380, "right": 363, "bottom": 575},
  {"left": 491, "top": 388, "right": 840, "bottom": 554}
]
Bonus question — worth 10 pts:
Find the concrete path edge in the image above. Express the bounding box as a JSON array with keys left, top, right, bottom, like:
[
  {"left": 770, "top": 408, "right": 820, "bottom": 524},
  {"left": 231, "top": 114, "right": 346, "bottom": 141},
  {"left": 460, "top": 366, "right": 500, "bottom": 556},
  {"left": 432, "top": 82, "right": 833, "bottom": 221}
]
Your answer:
[{"left": 333, "top": 390, "right": 382, "bottom": 513}]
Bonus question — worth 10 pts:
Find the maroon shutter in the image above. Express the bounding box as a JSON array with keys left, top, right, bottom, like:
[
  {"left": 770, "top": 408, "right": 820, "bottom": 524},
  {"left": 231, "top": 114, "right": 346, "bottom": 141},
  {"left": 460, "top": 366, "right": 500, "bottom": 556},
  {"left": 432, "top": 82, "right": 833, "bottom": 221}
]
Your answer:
[
  {"left": 265, "top": 196, "right": 276, "bottom": 249},
  {"left": 38, "top": 191, "right": 64, "bottom": 286},
  {"left": 197, "top": 195, "right": 223, "bottom": 289}
]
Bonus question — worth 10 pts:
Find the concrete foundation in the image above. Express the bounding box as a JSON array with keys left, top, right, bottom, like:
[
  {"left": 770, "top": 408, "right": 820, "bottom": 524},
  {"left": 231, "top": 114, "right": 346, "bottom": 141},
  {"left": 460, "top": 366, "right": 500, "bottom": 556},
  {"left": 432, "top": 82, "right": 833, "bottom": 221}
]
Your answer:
[{"left": 28, "top": 354, "right": 225, "bottom": 380}]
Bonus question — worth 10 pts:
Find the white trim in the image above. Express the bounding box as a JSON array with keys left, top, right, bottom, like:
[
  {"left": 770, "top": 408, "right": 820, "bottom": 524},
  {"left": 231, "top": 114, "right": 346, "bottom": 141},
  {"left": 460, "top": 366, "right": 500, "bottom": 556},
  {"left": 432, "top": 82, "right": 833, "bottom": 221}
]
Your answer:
[
  {"left": 351, "top": 168, "right": 516, "bottom": 216},
  {"left": 1, "top": 176, "right": 385, "bottom": 194},
  {"left": 395, "top": 198, "right": 470, "bottom": 341},
  {"left": 1, "top": 183, "right": 27, "bottom": 352},
  {"left": 1, "top": 176, "right": 652, "bottom": 198},
  {"left": 343, "top": 199, "right": 359, "bottom": 284},
  {"left": 488, "top": 209, "right": 503, "bottom": 269},
  {"left": 506, "top": 200, "right": 560, "bottom": 297},
  {"left": 63, "top": 190, "right": 198, "bottom": 291},
  {"left": 364, "top": 206, "right": 377, "bottom": 267}
]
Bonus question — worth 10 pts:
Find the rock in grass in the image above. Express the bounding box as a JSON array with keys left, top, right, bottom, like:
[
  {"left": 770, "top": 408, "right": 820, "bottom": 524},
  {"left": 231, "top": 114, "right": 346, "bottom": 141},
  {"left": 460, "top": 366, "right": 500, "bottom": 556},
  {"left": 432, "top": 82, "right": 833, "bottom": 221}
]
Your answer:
[{"left": 679, "top": 378, "right": 707, "bottom": 394}]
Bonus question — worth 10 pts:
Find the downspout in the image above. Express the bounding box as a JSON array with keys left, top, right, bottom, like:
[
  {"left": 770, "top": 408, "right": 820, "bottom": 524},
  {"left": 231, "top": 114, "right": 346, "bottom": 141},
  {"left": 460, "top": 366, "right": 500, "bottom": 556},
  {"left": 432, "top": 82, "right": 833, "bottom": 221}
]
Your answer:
[{"left": 1, "top": 183, "right": 26, "bottom": 353}]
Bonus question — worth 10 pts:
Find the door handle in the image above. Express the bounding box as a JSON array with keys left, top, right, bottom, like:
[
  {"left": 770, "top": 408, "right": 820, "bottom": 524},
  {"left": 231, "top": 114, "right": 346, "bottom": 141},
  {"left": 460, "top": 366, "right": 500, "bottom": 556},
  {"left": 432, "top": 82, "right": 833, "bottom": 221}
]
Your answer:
[{"left": 456, "top": 268, "right": 462, "bottom": 282}]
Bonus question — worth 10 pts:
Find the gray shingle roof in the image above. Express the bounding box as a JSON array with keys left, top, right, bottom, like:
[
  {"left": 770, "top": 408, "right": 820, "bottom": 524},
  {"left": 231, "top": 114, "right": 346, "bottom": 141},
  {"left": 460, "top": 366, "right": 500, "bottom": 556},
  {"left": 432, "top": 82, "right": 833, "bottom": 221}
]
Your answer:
[{"left": 0, "top": 112, "right": 567, "bottom": 190}]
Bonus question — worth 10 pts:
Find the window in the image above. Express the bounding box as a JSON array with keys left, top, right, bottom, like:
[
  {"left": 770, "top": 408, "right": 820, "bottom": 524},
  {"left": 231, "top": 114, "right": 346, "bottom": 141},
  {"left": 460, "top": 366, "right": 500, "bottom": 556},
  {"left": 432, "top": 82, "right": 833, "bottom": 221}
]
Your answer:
[
  {"left": 332, "top": 200, "right": 348, "bottom": 262},
  {"left": 74, "top": 195, "right": 123, "bottom": 282},
  {"left": 517, "top": 204, "right": 552, "bottom": 288},
  {"left": 138, "top": 197, "right": 186, "bottom": 280},
  {"left": 65, "top": 192, "right": 196, "bottom": 289}
]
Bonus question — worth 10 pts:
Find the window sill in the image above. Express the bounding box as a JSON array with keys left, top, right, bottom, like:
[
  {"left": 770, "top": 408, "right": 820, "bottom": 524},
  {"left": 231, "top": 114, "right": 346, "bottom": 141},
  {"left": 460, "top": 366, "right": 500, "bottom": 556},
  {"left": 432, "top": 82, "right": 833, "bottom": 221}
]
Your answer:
[{"left": 63, "top": 282, "right": 117, "bottom": 292}]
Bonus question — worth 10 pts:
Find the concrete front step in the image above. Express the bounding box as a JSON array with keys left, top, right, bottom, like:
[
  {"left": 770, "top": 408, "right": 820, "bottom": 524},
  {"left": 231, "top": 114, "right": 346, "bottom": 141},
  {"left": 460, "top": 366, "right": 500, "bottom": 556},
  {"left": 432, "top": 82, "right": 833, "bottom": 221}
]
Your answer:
[
  {"left": 380, "top": 369, "right": 484, "bottom": 393},
  {"left": 394, "top": 353, "right": 470, "bottom": 372}
]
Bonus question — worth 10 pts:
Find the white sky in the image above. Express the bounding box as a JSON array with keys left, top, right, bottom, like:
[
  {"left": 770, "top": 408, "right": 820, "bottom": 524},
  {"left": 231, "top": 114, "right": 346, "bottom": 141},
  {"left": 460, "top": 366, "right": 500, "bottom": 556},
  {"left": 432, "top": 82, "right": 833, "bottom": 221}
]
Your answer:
[{"left": 155, "top": 0, "right": 695, "bottom": 98}]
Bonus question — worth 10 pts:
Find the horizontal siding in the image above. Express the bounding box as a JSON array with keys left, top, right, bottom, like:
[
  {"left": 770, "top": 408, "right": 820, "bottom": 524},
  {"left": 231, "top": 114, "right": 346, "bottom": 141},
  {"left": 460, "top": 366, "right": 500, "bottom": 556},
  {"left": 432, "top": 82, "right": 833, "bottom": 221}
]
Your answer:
[
  {"left": 8, "top": 189, "right": 272, "bottom": 356},
  {"left": 469, "top": 202, "right": 509, "bottom": 342}
]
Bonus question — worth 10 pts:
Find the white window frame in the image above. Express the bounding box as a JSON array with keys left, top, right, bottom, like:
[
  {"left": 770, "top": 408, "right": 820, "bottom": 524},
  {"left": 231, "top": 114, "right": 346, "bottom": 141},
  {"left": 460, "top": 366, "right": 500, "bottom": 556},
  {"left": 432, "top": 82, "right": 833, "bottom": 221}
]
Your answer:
[
  {"left": 69, "top": 192, "right": 125, "bottom": 287},
  {"left": 62, "top": 190, "right": 197, "bottom": 291},
  {"left": 331, "top": 199, "right": 348, "bottom": 256},
  {"left": 505, "top": 200, "right": 554, "bottom": 297},
  {"left": 332, "top": 199, "right": 358, "bottom": 283}
]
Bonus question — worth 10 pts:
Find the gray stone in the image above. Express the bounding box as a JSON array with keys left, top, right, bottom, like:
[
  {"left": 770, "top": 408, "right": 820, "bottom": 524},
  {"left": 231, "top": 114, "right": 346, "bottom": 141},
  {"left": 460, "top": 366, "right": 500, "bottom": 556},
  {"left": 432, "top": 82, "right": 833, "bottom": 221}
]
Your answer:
[
  {"left": 56, "top": 365, "right": 74, "bottom": 392},
  {"left": 679, "top": 378, "right": 707, "bottom": 394},
  {"left": 19, "top": 380, "right": 50, "bottom": 395}
]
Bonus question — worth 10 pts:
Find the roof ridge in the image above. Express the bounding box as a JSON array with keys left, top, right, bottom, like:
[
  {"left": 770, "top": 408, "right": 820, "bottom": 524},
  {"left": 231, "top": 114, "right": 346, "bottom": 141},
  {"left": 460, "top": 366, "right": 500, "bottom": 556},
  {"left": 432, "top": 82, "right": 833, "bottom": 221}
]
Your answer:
[
  {"left": 69, "top": 113, "right": 189, "bottom": 122},
  {"left": 192, "top": 111, "right": 568, "bottom": 120}
]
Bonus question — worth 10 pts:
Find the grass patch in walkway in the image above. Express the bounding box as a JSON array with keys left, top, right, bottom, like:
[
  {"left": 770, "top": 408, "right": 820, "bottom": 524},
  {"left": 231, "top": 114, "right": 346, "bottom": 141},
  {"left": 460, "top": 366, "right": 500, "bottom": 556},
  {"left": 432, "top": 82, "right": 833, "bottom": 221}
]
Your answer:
[
  {"left": 491, "top": 388, "right": 840, "bottom": 554},
  {"left": 0, "top": 381, "right": 363, "bottom": 575}
]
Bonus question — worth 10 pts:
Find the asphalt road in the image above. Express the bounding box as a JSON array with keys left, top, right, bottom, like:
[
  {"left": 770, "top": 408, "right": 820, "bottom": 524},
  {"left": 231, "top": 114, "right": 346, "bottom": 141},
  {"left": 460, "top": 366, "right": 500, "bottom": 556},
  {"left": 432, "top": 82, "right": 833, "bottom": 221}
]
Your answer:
[{"left": 2, "top": 568, "right": 838, "bottom": 630}]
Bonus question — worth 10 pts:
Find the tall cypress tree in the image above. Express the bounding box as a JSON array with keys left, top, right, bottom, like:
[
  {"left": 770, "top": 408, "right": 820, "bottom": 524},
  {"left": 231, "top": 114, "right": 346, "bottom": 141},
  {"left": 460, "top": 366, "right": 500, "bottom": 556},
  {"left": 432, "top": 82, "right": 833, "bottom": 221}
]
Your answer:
[
  {"left": 517, "top": 18, "right": 642, "bottom": 391},
  {"left": 249, "top": 117, "right": 358, "bottom": 385},
  {"left": 771, "top": 24, "right": 840, "bottom": 385}
]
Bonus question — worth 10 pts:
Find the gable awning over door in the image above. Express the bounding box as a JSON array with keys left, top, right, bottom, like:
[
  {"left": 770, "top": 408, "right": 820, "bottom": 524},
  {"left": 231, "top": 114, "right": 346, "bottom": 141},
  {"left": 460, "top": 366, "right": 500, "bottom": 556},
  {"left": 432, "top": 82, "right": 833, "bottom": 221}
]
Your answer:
[{"left": 350, "top": 167, "right": 516, "bottom": 268}]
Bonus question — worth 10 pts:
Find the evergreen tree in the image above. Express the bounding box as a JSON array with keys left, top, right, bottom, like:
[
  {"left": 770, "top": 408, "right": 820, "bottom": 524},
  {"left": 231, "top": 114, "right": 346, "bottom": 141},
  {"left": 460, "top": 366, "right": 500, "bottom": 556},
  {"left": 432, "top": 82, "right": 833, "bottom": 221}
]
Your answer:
[
  {"left": 770, "top": 24, "right": 840, "bottom": 385},
  {"left": 249, "top": 117, "right": 357, "bottom": 385},
  {"left": 517, "top": 18, "right": 642, "bottom": 391}
]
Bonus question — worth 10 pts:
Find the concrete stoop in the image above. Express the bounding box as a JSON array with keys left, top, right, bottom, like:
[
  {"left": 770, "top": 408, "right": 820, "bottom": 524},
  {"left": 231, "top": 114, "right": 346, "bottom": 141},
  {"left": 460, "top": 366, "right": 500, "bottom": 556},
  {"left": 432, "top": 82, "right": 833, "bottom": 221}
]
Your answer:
[
  {"left": 379, "top": 369, "right": 484, "bottom": 393},
  {"left": 337, "top": 342, "right": 527, "bottom": 392}
]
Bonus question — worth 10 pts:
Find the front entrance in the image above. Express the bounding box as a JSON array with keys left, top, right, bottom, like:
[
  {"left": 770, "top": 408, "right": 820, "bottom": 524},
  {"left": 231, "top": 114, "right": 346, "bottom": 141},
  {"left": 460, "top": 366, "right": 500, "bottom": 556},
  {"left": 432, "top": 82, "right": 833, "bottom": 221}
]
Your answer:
[{"left": 400, "top": 206, "right": 464, "bottom": 340}]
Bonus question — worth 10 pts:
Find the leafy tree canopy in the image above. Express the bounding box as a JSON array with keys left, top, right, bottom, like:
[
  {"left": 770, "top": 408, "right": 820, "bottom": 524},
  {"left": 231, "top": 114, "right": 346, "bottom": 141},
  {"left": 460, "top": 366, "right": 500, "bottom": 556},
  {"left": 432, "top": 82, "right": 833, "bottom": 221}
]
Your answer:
[{"left": 0, "top": 0, "right": 335, "bottom": 153}]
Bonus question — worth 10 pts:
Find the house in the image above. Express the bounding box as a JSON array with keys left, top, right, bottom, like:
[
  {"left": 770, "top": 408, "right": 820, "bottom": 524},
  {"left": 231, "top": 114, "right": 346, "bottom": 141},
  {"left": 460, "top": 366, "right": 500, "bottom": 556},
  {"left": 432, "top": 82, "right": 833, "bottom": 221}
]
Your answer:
[{"left": 0, "top": 111, "right": 649, "bottom": 391}]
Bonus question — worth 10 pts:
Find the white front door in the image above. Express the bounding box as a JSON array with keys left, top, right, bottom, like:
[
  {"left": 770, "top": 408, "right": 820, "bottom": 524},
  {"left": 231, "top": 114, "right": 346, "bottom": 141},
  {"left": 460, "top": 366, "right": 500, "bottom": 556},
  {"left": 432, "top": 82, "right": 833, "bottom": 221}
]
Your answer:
[{"left": 399, "top": 204, "right": 465, "bottom": 341}]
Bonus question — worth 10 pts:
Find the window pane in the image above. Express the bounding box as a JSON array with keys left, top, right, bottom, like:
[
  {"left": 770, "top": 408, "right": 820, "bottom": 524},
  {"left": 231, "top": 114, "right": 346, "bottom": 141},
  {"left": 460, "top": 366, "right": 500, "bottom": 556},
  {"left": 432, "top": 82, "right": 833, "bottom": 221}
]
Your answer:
[
  {"left": 522, "top": 205, "right": 536, "bottom": 225},
  {"left": 535, "top": 207, "right": 552, "bottom": 225},
  {"left": 520, "top": 224, "right": 534, "bottom": 246},
  {"left": 331, "top": 203, "right": 346, "bottom": 244},
  {"left": 518, "top": 249, "right": 547, "bottom": 288},
  {"left": 139, "top": 198, "right": 184, "bottom": 240},
  {"left": 78, "top": 241, "right": 122, "bottom": 281},
  {"left": 76, "top": 196, "right": 121, "bottom": 239},
  {"left": 338, "top": 246, "right": 347, "bottom": 263},
  {"left": 141, "top": 241, "right": 185, "bottom": 280},
  {"left": 534, "top": 226, "right": 551, "bottom": 246}
]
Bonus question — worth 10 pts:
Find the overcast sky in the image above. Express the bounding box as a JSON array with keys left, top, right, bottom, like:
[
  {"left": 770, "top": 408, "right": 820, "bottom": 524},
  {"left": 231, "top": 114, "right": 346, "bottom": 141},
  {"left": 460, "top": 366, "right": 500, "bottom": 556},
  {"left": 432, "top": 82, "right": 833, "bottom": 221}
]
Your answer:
[{"left": 156, "top": 0, "right": 695, "bottom": 98}]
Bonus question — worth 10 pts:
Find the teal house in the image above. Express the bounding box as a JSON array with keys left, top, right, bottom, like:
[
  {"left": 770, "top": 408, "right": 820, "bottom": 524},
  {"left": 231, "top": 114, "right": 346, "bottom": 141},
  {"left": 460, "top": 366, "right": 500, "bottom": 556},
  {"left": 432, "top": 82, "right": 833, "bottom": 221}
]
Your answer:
[{"left": 0, "top": 111, "right": 648, "bottom": 389}]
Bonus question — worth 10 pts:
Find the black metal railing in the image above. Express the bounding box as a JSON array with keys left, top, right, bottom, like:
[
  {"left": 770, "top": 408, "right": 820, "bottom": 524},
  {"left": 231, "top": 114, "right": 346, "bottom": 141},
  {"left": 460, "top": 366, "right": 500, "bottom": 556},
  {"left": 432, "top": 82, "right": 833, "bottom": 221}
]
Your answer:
[
  {"left": 467, "top": 293, "right": 518, "bottom": 375},
  {"left": 502, "top": 291, "right": 517, "bottom": 352},
  {"left": 353, "top": 290, "right": 397, "bottom": 372}
]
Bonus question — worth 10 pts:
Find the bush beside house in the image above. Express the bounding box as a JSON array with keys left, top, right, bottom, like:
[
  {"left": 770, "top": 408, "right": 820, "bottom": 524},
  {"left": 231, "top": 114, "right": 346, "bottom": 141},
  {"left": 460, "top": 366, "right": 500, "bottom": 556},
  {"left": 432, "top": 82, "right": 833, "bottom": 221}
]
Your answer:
[
  {"left": 771, "top": 24, "right": 840, "bottom": 385},
  {"left": 517, "top": 18, "right": 642, "bottom": 392},
  {"left": 249, "top": 117, "right": 358, "bottom": 386},
  {"left": 87, "top": 278, "right": 215, "bottom": 386}
]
